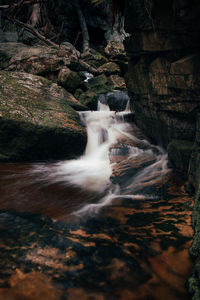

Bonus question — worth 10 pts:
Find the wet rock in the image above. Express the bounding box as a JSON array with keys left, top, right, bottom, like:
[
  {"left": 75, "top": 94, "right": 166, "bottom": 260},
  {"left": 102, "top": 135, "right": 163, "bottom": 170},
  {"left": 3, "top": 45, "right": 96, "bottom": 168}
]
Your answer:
[
  {"left": 0, "top": 71, "right": 86, "bottom": 161},
  {"left": 167, "top": 139, "right": 194, "bottom": 178},
  {"left": 88, "top": 74, "right": 108, "bottom": 87},
  {"left": 77, "top": 74, "right": 110, "bottom": 109},
  {"left": 76, "top": 74, "right": 127, "bottom": 110},
  {"left": 98, "top": 91, "right": 130, "bottom": 111}
]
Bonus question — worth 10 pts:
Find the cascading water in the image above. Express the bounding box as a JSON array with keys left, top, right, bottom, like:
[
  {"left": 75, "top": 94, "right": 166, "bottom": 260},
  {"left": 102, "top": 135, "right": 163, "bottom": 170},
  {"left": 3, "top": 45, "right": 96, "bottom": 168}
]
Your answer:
[{"left": 30, "top": 96, "right": 170, "bottom": 216}]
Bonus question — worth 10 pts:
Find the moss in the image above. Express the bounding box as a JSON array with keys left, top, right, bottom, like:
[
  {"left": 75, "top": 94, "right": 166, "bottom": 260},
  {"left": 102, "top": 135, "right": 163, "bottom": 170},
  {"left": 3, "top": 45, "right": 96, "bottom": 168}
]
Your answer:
[
  {"left": 81, "top": 49, "right": 108, "bottom": 68},
  {"left": 98, "top": 62, "right": 120, "bottom": 76},
  {"left": 88, "top": 74, "right": 108, "bottom": 88},
  {"left": 40, "top": 77, "right": 52, "bottom": 87},
  {"left": 0, "top": 71, "right": 87, "bottom": 161}
]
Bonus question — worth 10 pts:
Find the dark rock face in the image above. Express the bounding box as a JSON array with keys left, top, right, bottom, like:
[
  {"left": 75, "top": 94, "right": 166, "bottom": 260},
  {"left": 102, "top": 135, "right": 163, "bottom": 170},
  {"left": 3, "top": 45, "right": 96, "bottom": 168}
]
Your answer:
[
  {"left": 124, "top": 0, "right": 200, "bottom": 148},
  {"left": 0, "top": 71, "right": 86, "bottom": 161},
  {"left": 167, "top": 139, "right": 194, "bottom": 178},
  {"left": 124, "top": 1, "right": 200, "bottom": 298}
]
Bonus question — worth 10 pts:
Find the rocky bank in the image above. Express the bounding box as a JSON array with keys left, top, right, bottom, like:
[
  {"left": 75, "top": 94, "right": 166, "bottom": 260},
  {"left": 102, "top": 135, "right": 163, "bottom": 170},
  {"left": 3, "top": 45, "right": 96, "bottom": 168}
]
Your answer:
[{"left": 0, "top": 40, "right": 127, "bottom": 161}]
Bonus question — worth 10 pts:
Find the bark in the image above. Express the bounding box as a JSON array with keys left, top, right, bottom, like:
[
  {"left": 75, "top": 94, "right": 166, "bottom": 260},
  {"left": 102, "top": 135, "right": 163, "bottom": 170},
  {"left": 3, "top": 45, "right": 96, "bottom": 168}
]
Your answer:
[
  {"left": 12, "top": 18, "right": 60, "bottom": 48},
  {"left": 11, "top": 18, "right": 99, "bottom": 74},
  {"left": 74, "top": 0, "right": 90, "bottom": 53},
  {"left": 30, "top": 2, "right": 41, "bottom": 27}
]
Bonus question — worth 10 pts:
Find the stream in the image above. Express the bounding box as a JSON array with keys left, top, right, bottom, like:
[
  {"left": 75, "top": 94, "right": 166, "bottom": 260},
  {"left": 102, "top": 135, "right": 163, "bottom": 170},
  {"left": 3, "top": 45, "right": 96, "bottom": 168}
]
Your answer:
[{"left": 0, "top": 95, "right": 194, "bottom": 300}]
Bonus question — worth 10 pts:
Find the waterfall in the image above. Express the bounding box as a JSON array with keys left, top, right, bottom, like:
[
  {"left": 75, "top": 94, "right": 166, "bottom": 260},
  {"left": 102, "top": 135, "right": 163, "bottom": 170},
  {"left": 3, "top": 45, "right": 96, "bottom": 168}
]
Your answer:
[{"left": 30, "top": 96, "right": 170, "bottom": 217}]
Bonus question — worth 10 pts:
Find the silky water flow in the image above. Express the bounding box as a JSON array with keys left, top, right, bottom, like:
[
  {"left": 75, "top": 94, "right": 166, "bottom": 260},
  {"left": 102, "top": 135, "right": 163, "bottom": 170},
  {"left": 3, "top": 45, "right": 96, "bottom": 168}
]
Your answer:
[{"left": 30, "top": 97, "right": 170, "bottom": 217}]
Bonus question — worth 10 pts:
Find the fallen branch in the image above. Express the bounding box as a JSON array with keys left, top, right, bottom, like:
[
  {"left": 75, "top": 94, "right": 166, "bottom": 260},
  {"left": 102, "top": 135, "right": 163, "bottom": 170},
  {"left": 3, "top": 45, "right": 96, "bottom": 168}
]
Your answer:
[
  {"left": 11, "top": 18, "right": 100, "bottom": 75},
  {"left": 78, "top": 59, "right": 101, "bottom": 75},
  {"left": 11, "top": 18, "right": 60, "bottom": 48}
]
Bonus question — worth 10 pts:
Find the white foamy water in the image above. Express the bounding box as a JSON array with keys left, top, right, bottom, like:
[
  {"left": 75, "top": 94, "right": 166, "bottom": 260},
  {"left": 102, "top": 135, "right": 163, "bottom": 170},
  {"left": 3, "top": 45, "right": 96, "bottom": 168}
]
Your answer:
[{"left": 30, "top": 98, "right": 170, "bottom": 216}]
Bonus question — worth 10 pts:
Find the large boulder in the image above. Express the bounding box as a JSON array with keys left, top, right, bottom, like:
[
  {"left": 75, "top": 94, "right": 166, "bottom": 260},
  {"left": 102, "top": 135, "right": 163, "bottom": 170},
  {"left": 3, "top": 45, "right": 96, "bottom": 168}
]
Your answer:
[
  {"left": 57, "top": 67, "right": 82, "bottom": 93},
  {"left": 0, "top": 71, "right": 87, "bottom": 161},
  {"left": 0, "top": 43, "right": 87, "bottom": 95},
  {"left": 0, "top": 42, "right": 71, "bottom": 74}
]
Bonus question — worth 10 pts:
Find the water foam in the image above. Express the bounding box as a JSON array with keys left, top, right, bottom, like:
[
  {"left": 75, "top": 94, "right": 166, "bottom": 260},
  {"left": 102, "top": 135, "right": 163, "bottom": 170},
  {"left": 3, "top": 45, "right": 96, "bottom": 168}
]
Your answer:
[{"left": 30, "top": 97, "right": 170, "bottom": 216}]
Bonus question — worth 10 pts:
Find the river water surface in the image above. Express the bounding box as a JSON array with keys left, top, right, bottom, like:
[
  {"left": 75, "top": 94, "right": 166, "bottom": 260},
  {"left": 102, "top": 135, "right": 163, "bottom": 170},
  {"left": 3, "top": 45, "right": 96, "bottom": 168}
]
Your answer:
[{"left": 0, "top": 98, "right": 194, "bottom": 300}]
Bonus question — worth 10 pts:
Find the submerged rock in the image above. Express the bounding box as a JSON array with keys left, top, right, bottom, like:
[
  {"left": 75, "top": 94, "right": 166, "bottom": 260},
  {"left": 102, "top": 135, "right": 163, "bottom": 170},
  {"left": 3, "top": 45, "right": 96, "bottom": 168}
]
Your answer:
[
  {"left": 98, "top": 91, "right": 130, "bottom": 111},
  {"left": 0, "top": 71, "right": 86, "bottom": 161}
]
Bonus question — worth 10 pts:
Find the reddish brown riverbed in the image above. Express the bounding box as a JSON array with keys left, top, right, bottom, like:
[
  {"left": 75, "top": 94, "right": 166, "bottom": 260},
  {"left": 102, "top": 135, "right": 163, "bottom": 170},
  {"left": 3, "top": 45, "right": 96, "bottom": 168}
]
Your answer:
[
  {"left": 0, "top": 165, "right": 194, "bottom": 300},
  {"left": 0, "top": 120, "right": 194, "bottom": 300}
]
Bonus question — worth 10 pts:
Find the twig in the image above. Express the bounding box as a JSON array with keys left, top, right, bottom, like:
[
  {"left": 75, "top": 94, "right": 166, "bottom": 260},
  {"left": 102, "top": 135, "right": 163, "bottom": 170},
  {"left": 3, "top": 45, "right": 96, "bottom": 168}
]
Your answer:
[
  {"left": 56, "top": 21, "right": 64, "bottom": 43},
  {"left": 73, "top": 30, "right": 81, "bottom": 47},
  {"left": 10, "top": 17, "right": 100, "bottom": 75},
  {"left": 78, "top": 59, "right": 100, "bottom": 74},
  {"left": 11, "top": 18, "right": 60, "bottom": 48}
]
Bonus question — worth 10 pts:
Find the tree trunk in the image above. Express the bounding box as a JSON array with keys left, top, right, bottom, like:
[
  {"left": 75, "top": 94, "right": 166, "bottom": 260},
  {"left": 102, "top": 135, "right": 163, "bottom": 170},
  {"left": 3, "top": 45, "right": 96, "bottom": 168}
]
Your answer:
[
  {"left": 30, "top": 2, "right": 40, "bottom": 27},
  {"left": 74, "top": 0, "right": 89, "bottom": 53}
]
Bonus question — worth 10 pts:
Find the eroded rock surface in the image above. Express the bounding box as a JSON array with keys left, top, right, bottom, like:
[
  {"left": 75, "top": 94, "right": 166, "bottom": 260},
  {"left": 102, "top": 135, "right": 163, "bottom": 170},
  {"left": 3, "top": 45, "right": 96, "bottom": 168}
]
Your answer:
[{"left": 124, "top": 1, "right": 200, "bottom": 298}]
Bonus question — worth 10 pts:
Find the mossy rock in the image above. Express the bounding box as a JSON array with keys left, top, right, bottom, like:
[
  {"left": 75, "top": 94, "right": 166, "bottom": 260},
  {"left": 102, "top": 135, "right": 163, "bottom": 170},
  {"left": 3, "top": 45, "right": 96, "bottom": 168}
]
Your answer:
[
  {"left": 107, "top": 75, "right": 127, "bottom": 90},
  {"left": 76, "top": 73, "right": 128, "bottom": 110},
  {"left": 76, "top": 74, "right": 117, "bottom": 109},
  {"left": 167, "top": 139, "right": 194, "bottom": 177},
  {"left": 81, "top": 49, "right": 108, "bottom": 68},
  {"left": 87, "top": 74, "right": 108, "bottom": 88},
  {"left": 98, "top": 62, "right": 120, "bottom": 76},
  {"left": 58, "top": 67, "right": 82, "bottom": 93},
  {"left": 0, "top": 71, "right": 87, "bottom": 161}
]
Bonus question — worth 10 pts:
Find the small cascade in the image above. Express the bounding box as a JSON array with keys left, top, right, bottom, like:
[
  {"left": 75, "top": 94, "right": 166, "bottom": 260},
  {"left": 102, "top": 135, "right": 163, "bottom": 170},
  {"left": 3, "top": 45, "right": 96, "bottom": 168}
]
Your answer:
[
  {"left": 125, "top": 98, "right": 131, "bottom": 112},
  {"left": 83, "top": 72, "right": 94, "bottom": 82},
  {"left": 30, "top": 95, "right": 170, "bottom": 216}
]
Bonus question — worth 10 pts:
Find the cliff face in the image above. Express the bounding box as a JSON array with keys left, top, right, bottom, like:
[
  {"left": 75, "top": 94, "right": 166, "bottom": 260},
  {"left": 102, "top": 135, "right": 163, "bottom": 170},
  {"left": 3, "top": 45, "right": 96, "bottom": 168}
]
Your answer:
[
  {"left": 124, "top": 0, "right": 200, "bottom": 147},
  {"left": 124, "top": 1, "right": 200, "bottom": 297}
]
